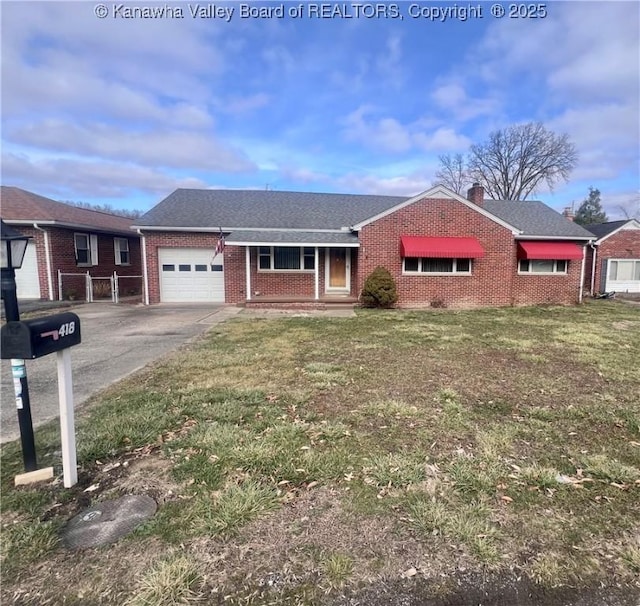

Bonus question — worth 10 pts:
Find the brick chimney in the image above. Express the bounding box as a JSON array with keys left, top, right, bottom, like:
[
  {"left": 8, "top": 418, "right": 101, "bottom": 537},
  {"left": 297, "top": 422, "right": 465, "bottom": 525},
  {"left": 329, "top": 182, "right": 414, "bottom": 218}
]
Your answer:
[
  {"left": 562, "top": 207, "right": 575, "bottom": 222},
  {"left": 467, "top": 182, "right": 484, "bottom": 206}
]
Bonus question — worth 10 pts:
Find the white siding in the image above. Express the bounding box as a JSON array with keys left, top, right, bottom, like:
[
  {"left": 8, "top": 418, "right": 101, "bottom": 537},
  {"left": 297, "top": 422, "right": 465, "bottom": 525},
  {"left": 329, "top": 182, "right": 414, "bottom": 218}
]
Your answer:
[
  {"left": 605, "top": 259, "right": 640, "bottom": 293},
  {"left": 15, "top": 241, "right": 41, "bottom": 299}
]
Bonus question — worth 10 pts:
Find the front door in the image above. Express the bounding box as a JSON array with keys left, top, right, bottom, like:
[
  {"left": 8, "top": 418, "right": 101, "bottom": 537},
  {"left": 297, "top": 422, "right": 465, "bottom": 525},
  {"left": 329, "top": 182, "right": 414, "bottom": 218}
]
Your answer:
[{"left": 326, "top": 248, "right": 350, "bottom": 293}]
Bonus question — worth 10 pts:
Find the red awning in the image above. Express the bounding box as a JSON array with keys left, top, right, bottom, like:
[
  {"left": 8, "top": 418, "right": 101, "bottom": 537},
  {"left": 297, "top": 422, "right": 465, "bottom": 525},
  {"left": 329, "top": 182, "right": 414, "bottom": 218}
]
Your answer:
[
  {"left": 400, "top": 236, "right": 485, "bottom": 259},
  {"left": 517, "top": 241, "right": 584, "bottom": 260}
]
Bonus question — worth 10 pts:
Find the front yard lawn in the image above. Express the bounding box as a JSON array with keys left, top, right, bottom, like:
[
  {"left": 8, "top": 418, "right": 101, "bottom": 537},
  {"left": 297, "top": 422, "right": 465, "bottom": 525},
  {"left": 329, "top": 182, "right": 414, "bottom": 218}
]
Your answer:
[{"left": 1, "top": 301, "right": 639, "bottom": 605}]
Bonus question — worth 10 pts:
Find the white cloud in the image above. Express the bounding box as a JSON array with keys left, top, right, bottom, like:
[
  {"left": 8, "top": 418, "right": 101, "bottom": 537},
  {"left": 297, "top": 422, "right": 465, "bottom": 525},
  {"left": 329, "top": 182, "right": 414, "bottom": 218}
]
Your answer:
[
  {"left": 549, "top": 103, "right": 639, "bottom": 181},
  {"left": 337, "top": 170, "right": 433, "bottom": 197},
  {"left": 2, "top": 152, "right": 210, "bottom": 199},
  {"left": 414, "top": 128, "right": 471, "bottom": 152},
  {"left": 342, "top": 106, "right": 470, "bottom": 154},
  {"left": 279, "top": 166, "right": 331, "bottom": 184},
  {"left": 375, "top": 33, "right": 405, "bottom": 88},
  {"left": 216, "top": 93, "right": 271, "bottom": 115},
  {"left": 6, "top": 120, "right": 255, "bottom": 173},
  {"left": 430, "top": 81, "right": 500, "bottom": 123}
]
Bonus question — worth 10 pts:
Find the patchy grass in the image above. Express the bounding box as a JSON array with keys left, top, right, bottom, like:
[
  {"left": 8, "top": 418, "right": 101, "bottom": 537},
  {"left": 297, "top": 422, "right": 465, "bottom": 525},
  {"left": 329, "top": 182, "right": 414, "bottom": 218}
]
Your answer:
[
  {"left": 1, "top": 301, "right": 639, "bottom": 604},
  {"left": 126, "top": 553, "right": 204, "bottom": 605}
]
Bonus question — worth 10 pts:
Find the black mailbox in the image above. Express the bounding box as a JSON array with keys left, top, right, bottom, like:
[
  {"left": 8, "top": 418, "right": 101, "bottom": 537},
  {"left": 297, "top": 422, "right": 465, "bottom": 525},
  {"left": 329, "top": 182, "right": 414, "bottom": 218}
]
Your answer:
[{"left": 1, "top": 312, "right": 81, "bottom": 359}]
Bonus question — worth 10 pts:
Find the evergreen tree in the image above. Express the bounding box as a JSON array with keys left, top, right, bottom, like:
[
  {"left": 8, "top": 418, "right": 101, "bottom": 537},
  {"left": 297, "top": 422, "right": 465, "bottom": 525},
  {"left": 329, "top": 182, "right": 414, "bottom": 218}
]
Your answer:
[{"left": 574, "top": 187, "right": 608, "bottom": 225}]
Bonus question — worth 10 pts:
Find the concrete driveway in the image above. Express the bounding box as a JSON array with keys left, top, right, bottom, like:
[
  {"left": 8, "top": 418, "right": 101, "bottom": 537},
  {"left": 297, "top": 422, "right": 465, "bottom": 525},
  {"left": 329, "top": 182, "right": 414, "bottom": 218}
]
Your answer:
[{"left": 1, "top": 303, "right": 241, "bottom": 443}]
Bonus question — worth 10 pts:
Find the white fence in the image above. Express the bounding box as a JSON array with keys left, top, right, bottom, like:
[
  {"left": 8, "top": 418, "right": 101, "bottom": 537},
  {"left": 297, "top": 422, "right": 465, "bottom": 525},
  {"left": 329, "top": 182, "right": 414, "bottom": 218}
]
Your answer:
[{"left": 57, "top": 271, "right": 144, "bottom": 303}]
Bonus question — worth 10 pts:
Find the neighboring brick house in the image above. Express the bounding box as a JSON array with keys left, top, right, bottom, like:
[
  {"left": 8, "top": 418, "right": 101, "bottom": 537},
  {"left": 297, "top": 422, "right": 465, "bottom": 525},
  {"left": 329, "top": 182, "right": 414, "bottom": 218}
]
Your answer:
[
  {"left": 583, "top": 219, "right": 640, "bottom": 294},
  {"left": 0, "top": 186, "right": 142, "bottom": 301},
  {"left": 134, "top": 184, "right": 594, "bottom": 308}
]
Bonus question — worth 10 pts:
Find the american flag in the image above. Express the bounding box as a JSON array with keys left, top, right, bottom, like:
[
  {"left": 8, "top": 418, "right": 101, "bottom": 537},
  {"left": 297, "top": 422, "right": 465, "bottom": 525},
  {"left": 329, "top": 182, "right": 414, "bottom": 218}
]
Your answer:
[{"left": 213, "top": 229, "right": 225, "bottom": 260}]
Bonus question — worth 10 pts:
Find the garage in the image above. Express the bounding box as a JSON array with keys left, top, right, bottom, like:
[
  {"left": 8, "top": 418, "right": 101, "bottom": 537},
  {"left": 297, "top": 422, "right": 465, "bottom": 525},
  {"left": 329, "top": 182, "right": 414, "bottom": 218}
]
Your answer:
[
  {"left": 16, "top": 241, "right": 41, "bottom": 299},
  {"left": 158, "top": 248, "right": 225, "bottom": 303},
  {"left": 605, "top": 258, "right": 640, "bottom": 293}
]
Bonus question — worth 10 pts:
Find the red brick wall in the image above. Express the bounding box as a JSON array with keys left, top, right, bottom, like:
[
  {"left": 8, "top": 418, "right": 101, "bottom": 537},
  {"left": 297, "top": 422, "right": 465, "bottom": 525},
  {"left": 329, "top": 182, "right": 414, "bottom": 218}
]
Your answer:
[
  {"left": 48, "top": 227, "right": 142, "bottom": 299},
  {"left": 141, "top": 200, "right": 588, "bottom": 308},
  {"left": 9, "top": 225, "right": 141, "bottom": 300},
  {"left": 358, "top": 197, "right": 517, "bottom": 308},
  {"left": 592, "top": 228, "right": 640, "bottom": 293},
  {"left": 249, "top": 247, "right": 315, "bottom": 298},
  {"left": 511, "top": 251, "right": 584, "bottom": 306},
  {"left": 584, "top": 246, "right": 595, "bottom": 292},
  {"left": 357, "top": 197, "right": 586, "bottom": 308},
  {"left": 141, "top": 233, "right": 358, "bottom": 304}
]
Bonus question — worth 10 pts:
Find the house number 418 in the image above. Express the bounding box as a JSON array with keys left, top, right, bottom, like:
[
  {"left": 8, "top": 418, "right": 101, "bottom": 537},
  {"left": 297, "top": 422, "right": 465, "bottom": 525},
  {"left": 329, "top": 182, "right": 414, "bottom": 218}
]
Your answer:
[{"left": 58, "top": 322, "right": 76, "bottom": 337}]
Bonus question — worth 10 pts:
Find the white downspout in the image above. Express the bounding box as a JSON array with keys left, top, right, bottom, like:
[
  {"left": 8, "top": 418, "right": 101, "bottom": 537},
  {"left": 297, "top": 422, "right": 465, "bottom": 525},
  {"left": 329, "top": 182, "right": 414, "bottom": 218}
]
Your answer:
[
  {"left": 579, "top": 244, "right": 587, "bottom": 303},
  {"left": 245, "top": 247, "right": 252, "bottom": 301},
  {"left": 137, "top": 229, "right": 150, "bottom": 305},
  {"left": 33, "top": 223, "right": 54, "bottom": 300},
  {"left": 314, "top": 247, "right": 319, "bottom": 300},
  {"left": 589, "top": 242, "right": 598, "bottom": 296}
]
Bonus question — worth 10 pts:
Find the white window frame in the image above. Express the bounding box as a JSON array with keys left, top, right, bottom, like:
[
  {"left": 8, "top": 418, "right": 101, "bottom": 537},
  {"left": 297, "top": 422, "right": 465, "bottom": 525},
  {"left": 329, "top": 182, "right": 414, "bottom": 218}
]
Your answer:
[
  {"left": 608, "top": 259, "right": 640, "bottom": 282},
  {"left": 403, "top": 257, "right": 472, "bottom": 275},
  {"left": 114, "top": 237, "right": 130, "bottom": 266},
  {"left": 74, "top": 233, "right": 98, "bottom": 266},
  {"left": 518, "top": 259, "right": 568, "bottom": 275},
  {"left": 257, "top": 246, "right": 315, "bottom": 272}
]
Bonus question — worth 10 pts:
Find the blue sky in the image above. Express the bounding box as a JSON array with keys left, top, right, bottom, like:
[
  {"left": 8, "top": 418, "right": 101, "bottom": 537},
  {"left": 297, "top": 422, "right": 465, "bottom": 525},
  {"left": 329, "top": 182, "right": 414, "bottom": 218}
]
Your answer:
[{"left": 1, "top": 1, "right": 639, "bottom": 218}]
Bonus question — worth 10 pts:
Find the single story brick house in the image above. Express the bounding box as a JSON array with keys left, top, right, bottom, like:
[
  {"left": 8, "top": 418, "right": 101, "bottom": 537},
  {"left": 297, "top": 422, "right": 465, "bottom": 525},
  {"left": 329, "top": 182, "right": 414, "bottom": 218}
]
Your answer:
[
  {"left": 133, "top": 184, "right": 594, "bottom": 308},
  {"left": 1, "top": 186, "right": 142, "bottom": 301},
  {"left": 583, "top": 219, "right": 640, "bottom": 294}
]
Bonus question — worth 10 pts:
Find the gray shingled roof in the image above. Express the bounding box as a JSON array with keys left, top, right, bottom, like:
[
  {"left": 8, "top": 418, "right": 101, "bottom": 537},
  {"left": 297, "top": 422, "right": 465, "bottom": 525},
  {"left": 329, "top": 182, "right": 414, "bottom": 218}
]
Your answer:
[
  {"left": 136, "top": 188, "right": 593, "bottom": 240},
  {"left": 226, "top": 230, "right": 359, "bottom": 245},
  {"left": 483, "top": 200, "right": 594, "bottom": 238},
  {"left": 583, "top": 220, "right": 629, "bottom": 240},
  {"left": 135, "top": 189, "right": 406, "bottom": 230}
]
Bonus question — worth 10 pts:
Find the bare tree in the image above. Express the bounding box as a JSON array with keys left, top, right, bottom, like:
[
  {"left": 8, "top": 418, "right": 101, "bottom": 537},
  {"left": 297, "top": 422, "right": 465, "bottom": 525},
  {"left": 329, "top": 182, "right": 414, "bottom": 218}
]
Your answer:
[
  {"left": 433, "top": 153, "right": 469, "bottom": 195},
  {"left": 467, "top": 122, "right": 578, "bottom": 200},
  {"left": 63, "top": 200, "right": 144, "bottom": 219},
  {"left": 615, "top": 194, "right": 640, "bottom": 220}
]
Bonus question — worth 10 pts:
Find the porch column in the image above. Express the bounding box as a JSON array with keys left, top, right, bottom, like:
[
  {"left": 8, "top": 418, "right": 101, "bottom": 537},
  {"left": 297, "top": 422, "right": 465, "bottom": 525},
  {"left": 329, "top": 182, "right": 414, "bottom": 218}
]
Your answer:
[
  {"left": 314, "top": 247, "right": 319, "bottom": 300},
  {"left": 245, "top": 246, "right": 252, "bottom": 301}
]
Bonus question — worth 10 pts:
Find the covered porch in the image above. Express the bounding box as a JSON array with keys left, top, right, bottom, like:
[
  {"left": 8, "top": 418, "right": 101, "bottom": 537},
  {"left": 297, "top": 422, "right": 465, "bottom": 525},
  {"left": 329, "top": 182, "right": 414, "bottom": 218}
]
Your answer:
[{"left": 225, "top": 230, "right": 359, "bottom": 304}]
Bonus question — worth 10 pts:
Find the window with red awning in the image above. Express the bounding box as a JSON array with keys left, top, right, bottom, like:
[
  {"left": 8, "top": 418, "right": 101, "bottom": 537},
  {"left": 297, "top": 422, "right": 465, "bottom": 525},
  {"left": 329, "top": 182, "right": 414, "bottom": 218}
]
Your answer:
[
  {"left": 516, "top": 242, "right": 584, "bottom": 260},
  {"left": 400, "top": 236, "right": 485, "bottom": 259}
]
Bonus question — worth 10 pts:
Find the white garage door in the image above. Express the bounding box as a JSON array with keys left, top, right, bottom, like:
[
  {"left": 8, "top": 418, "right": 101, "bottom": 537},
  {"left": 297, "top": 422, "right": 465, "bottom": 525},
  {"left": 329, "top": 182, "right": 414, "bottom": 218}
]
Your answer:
[
  {"left": 16, "top": 242, "right": 41, "bottom": 299},
  {"left": 158, "top": 248, "right": 225, "bottom": 303},
  {"left": 605, "top": 259, "right": 640, "bottom": 293}
]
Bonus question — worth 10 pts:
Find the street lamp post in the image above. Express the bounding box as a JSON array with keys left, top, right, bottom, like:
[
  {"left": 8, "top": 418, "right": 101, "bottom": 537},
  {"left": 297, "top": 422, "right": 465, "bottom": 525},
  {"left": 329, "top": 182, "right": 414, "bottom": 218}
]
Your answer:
[{"left": 1, "top": 220, "right": 37, "bottom": 471}]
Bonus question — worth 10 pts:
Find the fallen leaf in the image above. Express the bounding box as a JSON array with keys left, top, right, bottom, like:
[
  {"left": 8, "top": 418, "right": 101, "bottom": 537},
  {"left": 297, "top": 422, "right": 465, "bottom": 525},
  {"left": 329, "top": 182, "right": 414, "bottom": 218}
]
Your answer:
[
  {"left": 501, "top": 495, "right": 513, "bottom": 503},
  {"left": 83, "top": 483, "right": 100, "bottom": 493}
]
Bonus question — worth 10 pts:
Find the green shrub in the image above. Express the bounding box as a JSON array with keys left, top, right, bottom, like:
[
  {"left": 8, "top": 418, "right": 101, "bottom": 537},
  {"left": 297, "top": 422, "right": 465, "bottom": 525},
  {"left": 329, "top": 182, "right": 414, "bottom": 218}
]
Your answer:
[{"left": 360, "top": 266, "right": 398, "bottom": 308}]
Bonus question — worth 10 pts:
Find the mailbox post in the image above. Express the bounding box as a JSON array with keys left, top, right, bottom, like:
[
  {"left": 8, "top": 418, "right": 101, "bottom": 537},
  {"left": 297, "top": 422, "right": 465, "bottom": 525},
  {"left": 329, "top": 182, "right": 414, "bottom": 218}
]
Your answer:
[
  {"left": 1, "top": 221, "right": 37, "bottom": 472},
  {"left": 2, "top": 313, "right": 82, "bottom": 487}
]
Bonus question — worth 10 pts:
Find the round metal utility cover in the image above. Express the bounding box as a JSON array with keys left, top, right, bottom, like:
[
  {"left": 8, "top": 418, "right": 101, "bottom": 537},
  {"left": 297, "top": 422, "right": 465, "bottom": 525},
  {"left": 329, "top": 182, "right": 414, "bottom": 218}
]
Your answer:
[{"left": 61, "top": 495, "right": 157, "bottom": 549}]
